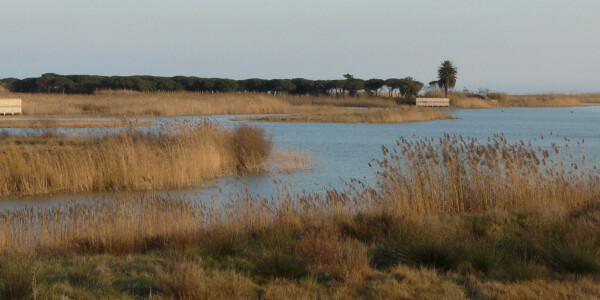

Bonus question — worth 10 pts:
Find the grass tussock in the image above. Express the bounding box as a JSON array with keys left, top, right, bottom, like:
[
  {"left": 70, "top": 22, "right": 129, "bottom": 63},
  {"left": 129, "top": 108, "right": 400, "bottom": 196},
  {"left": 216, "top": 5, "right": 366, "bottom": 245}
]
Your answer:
[
  {"left": 0, "top": 121, "right": 272, "bottom": 196},
  {"left": 0, "top": 118, "right": 154, "bottom": 128},
  {"left": 156, "top": 263, "right": 258, "bottom": 299},
  {"left": 1, "top": 134, "right": 600, "bottom": 298},
  {"left": 0, "top": 258, "right": 34, "bottom": 300},
  {"left": 235, "top": 107, "right": 456, "bottom": 123}
]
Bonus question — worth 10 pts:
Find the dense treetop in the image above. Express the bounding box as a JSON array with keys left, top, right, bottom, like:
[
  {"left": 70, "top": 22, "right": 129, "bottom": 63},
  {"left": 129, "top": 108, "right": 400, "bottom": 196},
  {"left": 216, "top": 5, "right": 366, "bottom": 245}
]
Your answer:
[{"left": 1, "top": 73, "right": 428, "bottom": 99}]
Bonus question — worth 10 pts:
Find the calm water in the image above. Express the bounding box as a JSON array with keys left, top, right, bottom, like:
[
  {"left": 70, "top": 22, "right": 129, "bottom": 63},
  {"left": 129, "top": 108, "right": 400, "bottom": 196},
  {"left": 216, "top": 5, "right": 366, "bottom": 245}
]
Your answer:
[{"left": 1, "top": 106, "right": 599, "bottom": 210}]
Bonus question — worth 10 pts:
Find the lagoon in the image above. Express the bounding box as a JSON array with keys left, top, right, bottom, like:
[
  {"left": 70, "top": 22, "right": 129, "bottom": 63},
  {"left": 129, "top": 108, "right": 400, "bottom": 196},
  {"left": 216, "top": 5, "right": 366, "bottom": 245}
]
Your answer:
[{"left": 1, "top": 106, "right": 598, "bottom": 210}]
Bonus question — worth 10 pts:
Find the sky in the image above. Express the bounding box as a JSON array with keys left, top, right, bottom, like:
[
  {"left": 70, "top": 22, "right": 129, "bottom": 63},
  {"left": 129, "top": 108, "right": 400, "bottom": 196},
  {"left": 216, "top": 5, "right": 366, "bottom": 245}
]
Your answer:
[{"left": 1, "top": 0, "right": 599, "bottom": 93}]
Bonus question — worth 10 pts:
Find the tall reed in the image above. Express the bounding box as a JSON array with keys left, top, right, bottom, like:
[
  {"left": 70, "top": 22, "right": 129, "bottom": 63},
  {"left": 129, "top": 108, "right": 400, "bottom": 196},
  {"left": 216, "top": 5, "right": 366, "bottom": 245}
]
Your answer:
[
  {"left": 369, "top": 134, "right": 599, "bottom": 214},
  {"left": 0, "top": 121, "right": 272, "bottom": 196},
  {"left": 1, "top": 134, "right": 597, "bottom": 255}
]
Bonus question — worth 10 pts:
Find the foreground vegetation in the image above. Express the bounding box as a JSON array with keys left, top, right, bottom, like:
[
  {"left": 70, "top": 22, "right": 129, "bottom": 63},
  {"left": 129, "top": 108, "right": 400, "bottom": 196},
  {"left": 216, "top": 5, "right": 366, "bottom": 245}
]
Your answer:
[
  {"left": 0, "top": 122, "right": 274, "bottom": 196},
  {"left": 1, "top": 134, "right": 599, "bottom": 299},
  {"left": 234, "top": 107, "right": 455, "bottom": 123}
]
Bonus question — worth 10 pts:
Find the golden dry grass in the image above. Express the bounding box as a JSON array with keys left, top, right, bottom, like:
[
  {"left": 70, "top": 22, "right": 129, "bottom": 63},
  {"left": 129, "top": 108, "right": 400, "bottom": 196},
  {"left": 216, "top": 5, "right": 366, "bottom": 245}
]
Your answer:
[
  {"left": 0, "top": 118, "right": 154, "bottom": 128},
  {"left": 372, "top": 133, "right": 598, "bottom": 214},
  {"left": 451, "top": 93, "right": 590, "bottom": 108},
  {"left": 0, "top": 134, "right": 596, "bottom": 254},
  {"left": 0, "top": 122, "right": 272, "bottom": 196},
  {"left": 234, "top": 107, "right": 456, "bottom": 123},
  {"left": 0, "top": 89, "right": 400, "bottom": 118},
  {"left": 285, "top": 94, "right": 401, "bottom": 108},
  {"left": 0, "top": 134, "right": 599, "bottom": 298},
  {"left": 451, "top": 97, "right": 499, "bottom": 109},
  {"left": 508, "top": 94, "right": 582, "bottom": 107},
  {"left": 572, "top": 93, "right": 600, "bottom": 103}
]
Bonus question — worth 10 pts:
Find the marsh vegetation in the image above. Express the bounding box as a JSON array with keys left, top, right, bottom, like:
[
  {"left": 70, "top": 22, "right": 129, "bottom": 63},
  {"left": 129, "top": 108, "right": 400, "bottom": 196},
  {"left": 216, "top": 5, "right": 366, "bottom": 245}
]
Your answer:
[
  {"left": 1, "top": 135, "right": 599, "bottom": 298},
  {"left": 425, "top": 90, "right": 600, "bottom": 109},
  {"left": 233, "top": 107, "right": 455, "bottom": 124},
  {"left": 0, "top": 122, "right": 275, "bottom": 196}
]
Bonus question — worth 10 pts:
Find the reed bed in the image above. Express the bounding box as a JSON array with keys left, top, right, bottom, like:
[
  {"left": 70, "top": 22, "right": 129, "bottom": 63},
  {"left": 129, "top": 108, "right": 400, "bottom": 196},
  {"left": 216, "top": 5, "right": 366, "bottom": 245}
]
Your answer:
[
  {"left": 0, "top": 122, "right": 272, "bottom": 196},
  {"left": 0, "top": 118, "right": 154, "bottom": 128},
  {"left": 369, "top": 133, "right": 599, "bottom": 214},
  {"left": 18, "top": 91, "right": 308, "bottom": 117},
  {"left": 451, "top": 93, "right": 588, "bottom": 108},
  {"left": 573, "top": 93, "right": 600, "bottom": 103},
  {"left": 0, "top": 89, "right": 399, "bottom": 118},
  {"left": 508, "top": 94, "right": 582, "bottom": 107},
  {"left": 1, "top": 134, "right": 599, "bottom": 298},
  {"left": 284, "top": 94, "right": 400, "bottom": 108},
  {"left": 235, "top": 107, "right": 455, "bottom": 123}
]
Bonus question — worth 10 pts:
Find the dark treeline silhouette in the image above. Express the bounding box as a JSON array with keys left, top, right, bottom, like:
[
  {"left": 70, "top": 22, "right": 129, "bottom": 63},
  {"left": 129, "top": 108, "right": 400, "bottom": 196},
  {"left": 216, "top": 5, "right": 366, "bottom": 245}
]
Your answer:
[{"left": 3, "top": 73, "right": 424, "bottom": 98}]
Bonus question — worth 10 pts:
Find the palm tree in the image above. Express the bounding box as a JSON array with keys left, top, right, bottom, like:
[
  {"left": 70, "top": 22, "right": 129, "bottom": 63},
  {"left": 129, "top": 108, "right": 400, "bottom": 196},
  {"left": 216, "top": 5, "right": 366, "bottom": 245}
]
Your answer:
[{"left": 437, "top": 60, "right": 457, "bottom": 98}]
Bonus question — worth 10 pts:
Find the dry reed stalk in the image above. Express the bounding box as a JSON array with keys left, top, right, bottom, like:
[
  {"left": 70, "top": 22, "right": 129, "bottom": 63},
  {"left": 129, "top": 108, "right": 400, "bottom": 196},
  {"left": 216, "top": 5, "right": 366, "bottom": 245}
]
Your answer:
[{"left": 370, "top": 134, "right": 599, "bottom": 215}]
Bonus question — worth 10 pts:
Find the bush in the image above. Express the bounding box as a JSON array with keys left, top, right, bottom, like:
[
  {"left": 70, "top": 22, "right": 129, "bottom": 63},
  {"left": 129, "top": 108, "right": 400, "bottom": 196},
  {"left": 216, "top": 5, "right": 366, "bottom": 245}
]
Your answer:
[
  {"left": 0, "top": 259, "right": 34, "bottom": 300},
  {"left": 232, "top": 124, "right": 273, "bottom": 172}
]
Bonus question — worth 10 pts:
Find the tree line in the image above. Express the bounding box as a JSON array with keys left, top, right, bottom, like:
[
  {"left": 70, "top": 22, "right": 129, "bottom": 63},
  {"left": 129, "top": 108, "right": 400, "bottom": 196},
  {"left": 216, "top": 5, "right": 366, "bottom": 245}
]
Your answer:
[
  {"left": 1, "top": 61, "right": 457, "bottom": 98},
  {"left": 1, "top": 73, "right": 426, "bottom": 98}
]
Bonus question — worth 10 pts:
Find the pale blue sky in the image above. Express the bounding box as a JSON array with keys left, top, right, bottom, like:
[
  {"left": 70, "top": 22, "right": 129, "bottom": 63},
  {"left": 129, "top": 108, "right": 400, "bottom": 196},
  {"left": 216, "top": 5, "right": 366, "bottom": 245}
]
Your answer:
[{"left": 1, "top": 0, "right": 599, "bottom": 93}]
